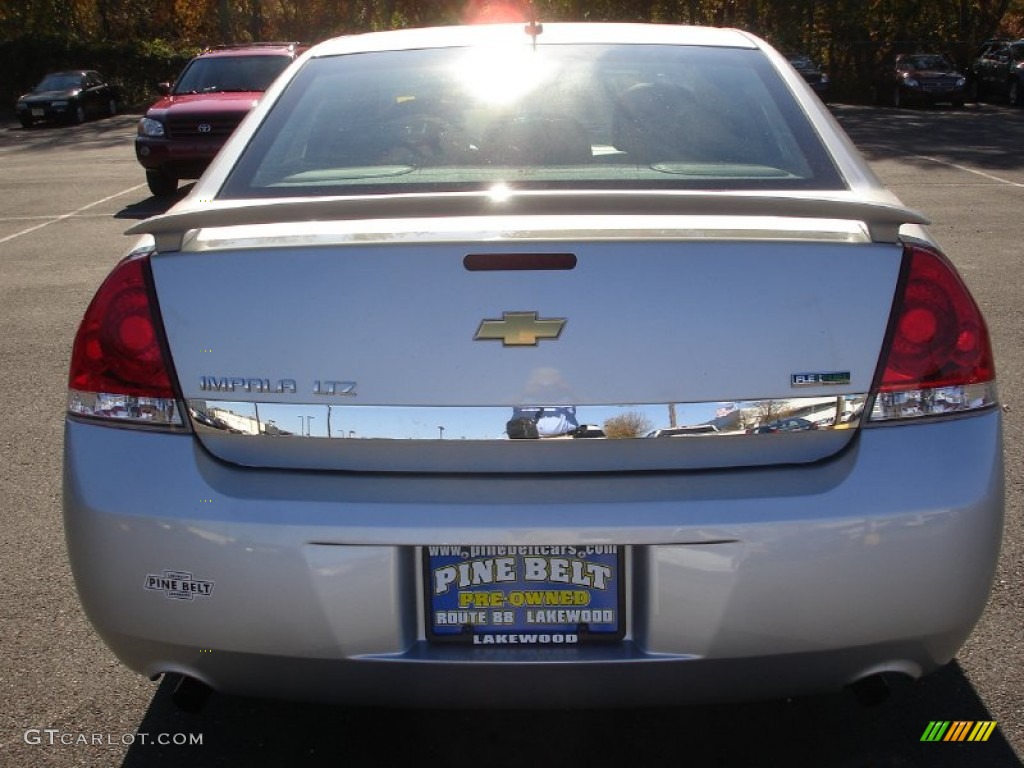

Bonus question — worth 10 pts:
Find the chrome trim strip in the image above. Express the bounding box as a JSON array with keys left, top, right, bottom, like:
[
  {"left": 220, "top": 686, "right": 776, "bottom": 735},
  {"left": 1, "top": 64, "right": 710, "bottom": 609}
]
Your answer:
[
  {"left": 186, "top": 395, "right": 870, "bottom": 440},
  {"left": 184, "top": 216, "right": 874, "bottom": 252},
  {"left": 68, "top": 390, "right": 187, "bottom": 430}
]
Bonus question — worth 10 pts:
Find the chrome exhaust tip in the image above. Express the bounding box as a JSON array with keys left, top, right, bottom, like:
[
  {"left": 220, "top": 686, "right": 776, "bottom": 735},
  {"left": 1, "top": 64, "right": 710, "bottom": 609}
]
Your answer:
[
  {"left": 846, "top": 673, "right": 892, "bottom": 707},
  {"left": 171, "top": 674, "right": 213, "bottom": 713}
]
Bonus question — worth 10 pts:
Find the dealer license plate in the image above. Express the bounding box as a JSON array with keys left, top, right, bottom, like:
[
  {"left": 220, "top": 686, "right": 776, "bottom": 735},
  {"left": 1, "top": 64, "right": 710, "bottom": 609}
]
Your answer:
[{"left": 425, "top": 545, "right": 625, "bottom": 645}]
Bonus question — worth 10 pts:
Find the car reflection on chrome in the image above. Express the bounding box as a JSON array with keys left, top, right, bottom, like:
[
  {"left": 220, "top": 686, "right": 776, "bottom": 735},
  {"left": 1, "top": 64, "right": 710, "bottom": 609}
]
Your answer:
[
  {"left": 648, "top": 425, "right": 720, "bottom": 437},
  {"left": 64, "top": 19, "right": 1003, "bottom": 711},
  {"left": 748, "top": 417, "right": 819, "bottom": 434}
]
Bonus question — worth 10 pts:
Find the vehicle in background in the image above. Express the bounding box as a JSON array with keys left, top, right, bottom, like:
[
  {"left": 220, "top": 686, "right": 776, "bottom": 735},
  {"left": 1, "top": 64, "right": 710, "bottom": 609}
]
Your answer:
[
  {"left": 15, "top": 70, "right": 119, "bottom": 128},
  {"left": 648, "top": 425, "right": 720, "bottom": 437},
  {"left": 748, "top": 417, "right": 819, "bottom": 434},
  {"left": 969, "top": 39, "right": 1024, "bottom": 105},
  {"left": 875, "top": 53, "right": 966, "bottom": 107},
  {"left": 135, "top": 43, "right": 304, "bottom": 197},
  {"left": 787, "top": 54, "right": 829, "bottom": 101}
]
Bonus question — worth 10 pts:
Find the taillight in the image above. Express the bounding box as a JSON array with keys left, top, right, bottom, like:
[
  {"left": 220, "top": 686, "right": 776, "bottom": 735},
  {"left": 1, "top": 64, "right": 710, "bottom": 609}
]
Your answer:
[
  {"left": 67, "top": 253, "right": 184, "bottom": 428},
  {"left": 870, "top": 243, "right": 997, "bottom": 422}
]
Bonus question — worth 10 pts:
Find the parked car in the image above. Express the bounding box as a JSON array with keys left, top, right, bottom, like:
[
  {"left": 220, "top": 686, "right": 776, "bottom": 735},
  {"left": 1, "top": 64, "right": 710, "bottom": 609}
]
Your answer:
[
  {"left": 969, "top": 39, "right": 1024, "bottom": 104},
  {"left": 786, "top": 53, "right": 829, "bottom": 100},
  {"left": 876, "top": 53, "right": 967, "bottom": 107},
  {"left": 15, "top": 70, "right": 118, "bottom": 128},
  {"left": 135, "top": 43, "right": 304, "bottom": 197},
  {"left": 66, "top": 22, "right": 1002, "bottom": 710},
  {"left": 648, "top": 425, "right": 720, "bottom": 436},
  {"left": 748, "top": 417, "right": 818, "bottom": 434}
]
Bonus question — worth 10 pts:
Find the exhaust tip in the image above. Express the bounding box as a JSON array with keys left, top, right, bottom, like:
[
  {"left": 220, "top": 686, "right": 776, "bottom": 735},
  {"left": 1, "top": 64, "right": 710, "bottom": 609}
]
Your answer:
[
  {"left": 171, "top": 674, "right": 213, "bottom": 713},
  {"left": 846, "top": 673, "right": 892, "bottom": 707}
]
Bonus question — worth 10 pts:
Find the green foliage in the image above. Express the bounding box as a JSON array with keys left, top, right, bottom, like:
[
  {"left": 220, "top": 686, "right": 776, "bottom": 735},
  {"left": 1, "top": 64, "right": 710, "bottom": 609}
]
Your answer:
[
  {"left": 603, "top": 412, "right": 653, "bottom": 439},
  {"left": 0, "top": 0, "right": 1014, "bottom": 107}
]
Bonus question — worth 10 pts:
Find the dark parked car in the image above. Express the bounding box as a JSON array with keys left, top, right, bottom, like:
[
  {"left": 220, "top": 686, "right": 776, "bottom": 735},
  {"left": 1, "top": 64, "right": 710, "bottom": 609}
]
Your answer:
[
  {"left": 749, "top": 417, "right": 819, "bottom": 434},
  {"left": 969, "top": 39, "right": 1024, "bottom": 104},
  {"left": 787, "top": 54, "right": 829, "bottom": 100},
  {"left": 135, "top": 43, "right": 304, "bottom": 197},
  {"left": 15, "top": 70, "right": 118, "bottom": 128},
  {"left": 876, "top": 53, "right": 966, "bottom": 108}
]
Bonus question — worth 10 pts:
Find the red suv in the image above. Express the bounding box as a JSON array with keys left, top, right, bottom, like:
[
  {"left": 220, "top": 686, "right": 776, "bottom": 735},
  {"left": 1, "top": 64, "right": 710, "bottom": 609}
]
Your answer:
[{"left": 135, "top": 43, "right": 303, "bottom": 197}]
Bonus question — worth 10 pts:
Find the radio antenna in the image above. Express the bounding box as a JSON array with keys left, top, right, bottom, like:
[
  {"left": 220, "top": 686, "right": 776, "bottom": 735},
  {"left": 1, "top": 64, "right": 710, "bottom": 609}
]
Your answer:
[{"left": 524, "top": 2, "right": 543, "bottom": 49}]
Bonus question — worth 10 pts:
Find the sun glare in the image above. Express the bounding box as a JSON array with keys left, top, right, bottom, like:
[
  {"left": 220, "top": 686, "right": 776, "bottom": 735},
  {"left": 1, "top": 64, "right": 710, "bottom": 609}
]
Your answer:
[{"left": 454, "top": 45, "right": 555, "bottom": 106}]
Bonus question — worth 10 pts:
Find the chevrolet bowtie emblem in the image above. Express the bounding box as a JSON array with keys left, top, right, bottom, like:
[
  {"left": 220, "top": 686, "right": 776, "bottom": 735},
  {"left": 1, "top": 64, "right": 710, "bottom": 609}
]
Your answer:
[{"left": 474, "top": 312, "right": 566, "bottom": 346}]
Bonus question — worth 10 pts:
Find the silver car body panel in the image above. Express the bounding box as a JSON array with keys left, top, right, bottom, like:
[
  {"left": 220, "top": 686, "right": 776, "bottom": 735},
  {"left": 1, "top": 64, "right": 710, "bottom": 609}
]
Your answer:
[
  {"left": 64, "top": 411, "right": 1003, "bottom": 706},
  {"left": 148, "top": 224, "right": 899, "bottom": 472}
]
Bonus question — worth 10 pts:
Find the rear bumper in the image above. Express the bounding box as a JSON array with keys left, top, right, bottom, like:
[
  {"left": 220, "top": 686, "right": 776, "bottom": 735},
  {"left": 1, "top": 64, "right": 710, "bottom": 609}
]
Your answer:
[
  {"left": 18, "top": 102, "right": 76, "bottom": 123},
  {"left": 901, "top": 85, "right": 967, "bottom": 105},
  {"left": 134, "top": 137, "right": 222, "bottom": 179},
  {"left": 63, "top": 411, "right": 1004, "bottom": 707}
]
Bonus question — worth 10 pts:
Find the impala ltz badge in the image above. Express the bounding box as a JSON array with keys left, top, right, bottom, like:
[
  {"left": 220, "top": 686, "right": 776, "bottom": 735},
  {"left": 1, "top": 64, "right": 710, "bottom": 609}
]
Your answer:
[
  {"left": 198, "top": 377, "right": 356, "bottom": 396},
  {"left": 474, "top": 312, "right": 566, "bottom": 346}
]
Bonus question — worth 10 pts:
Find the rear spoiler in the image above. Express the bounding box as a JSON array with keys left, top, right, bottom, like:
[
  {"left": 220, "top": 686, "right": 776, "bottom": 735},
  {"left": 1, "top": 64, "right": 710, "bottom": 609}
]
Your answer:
[{"left": 126, "top": 190, "right": 930, "bottom": 252}]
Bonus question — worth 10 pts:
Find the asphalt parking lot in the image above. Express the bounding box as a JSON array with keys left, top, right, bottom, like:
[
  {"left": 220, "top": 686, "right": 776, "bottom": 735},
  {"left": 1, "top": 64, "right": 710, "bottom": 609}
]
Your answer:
[{"left": 0, "top": 103, "right": 1022, "bottom": 767}]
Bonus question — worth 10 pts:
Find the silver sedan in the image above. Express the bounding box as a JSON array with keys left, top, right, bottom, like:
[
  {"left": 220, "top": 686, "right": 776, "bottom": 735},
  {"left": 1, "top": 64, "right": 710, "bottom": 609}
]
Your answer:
[{"left": 63, "top": 21, "right": 1002, "bottom": 709}]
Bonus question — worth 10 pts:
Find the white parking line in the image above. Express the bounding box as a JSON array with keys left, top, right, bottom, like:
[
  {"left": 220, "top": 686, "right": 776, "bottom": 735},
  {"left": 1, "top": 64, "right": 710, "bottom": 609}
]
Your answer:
[
  {"left": 868, "top": 143, "right": 1024, "bottom": 188},
  {"left": 908, "top": 153, "right": 1024, "bottom": 188},
  {"left": 0, "top": 184, "right": 146, "bottom": 245}
]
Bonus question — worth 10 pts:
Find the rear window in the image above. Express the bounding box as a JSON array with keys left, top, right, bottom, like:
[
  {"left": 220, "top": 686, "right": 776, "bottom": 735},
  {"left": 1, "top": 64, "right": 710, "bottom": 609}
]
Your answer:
[{"left": 221, "top": 43, "right": 844, "bottom": 198}]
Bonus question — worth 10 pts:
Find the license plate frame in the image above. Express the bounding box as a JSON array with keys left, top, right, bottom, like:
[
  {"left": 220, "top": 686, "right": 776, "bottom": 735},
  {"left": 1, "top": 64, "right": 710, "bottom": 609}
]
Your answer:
[{"left": 424, "top": 545, "right": 625, "bottom": 646}]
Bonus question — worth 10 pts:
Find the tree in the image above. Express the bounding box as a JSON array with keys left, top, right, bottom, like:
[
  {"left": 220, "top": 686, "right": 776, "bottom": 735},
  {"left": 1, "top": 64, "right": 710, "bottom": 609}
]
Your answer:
[
  {"left": 1, "top": 0, "right": 1018, "bottom": 106},
  {"left": 603, "top": 412, "right": 653, "bottom": 439}
]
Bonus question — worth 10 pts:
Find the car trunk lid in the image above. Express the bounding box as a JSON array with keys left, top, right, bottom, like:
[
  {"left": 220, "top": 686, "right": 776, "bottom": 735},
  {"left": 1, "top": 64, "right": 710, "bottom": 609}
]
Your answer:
[{"left": 141, "top": 205, "right": 909, "bottom": 473}]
